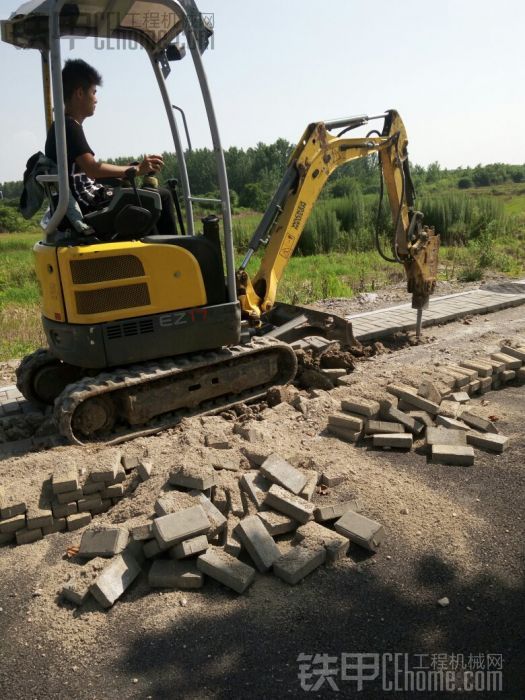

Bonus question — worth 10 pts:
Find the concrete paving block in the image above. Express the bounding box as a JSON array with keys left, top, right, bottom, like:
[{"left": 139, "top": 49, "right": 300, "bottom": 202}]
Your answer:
[
  {"left": 154, "top": 490, "right": 195, "bottom": 517},
  {"left": 82, "top": 479, "right": 106, "bottom": 496},
  {"left": 197, "top": 547, "right": 256, "bottom": 594},
  {"left": 257, "top": 510, "right": 298, "bottom": 536},
  {"left": 0, "top": 496, "right": 27, "bottom": 520},
  {"left": 101, "top": 484, "right": 124, "bottom": 499},
  {"left": 224, "top": 481, "right": 245, "bottom": 517},
  {"left": 518, "top": 367, "right": 525, "bottom": 384},
  {"left": 426, "top": 427, "right": 467, "bottom": 447},
  {"left": 260, "top": 453, "right": 308, "bottom": 495},
  {"left": 386, "top": 383, "right": 440, "bottom": 415},
  {"left": 52, "top": 469, "right": 80, "bottom": 495},
  {"left": 466, "top": 432, "right": 510, "bottom": 453},
  {"left": 326, "top": 424, "right": 360, "bottom": 443},
  {"left": 56, "top": 489, "right": 83, "bottom": 505},
  {"left": 418, "top": 380, "right": 442, "bottom": 404},
  {"left": 320, "top": 465, "right": 346, "bottom": 487},
  {"left": 439, "top": 368, "right": 471, "bottom": 388},
  {"left": 501, "top": 370, "right": 516, "bottom": 383},
  {"left": 213, "top": 486, "right": 229, "bottom": 514},
  {"left": 408, "top": 411, "right": 434, "bottom": 428},
  {"left": 189, "top": 491, "right": 227, "bottom": 536},
  {"left": 435, "top": 415, "right": 470, "bottom": 431},
  {"left": 79, "top": 527, "right": 129, "bottom": 558},
  {"left": 110, "top": 465, "right": 126, "bottom": 485},
  {"left": 490, "top": 352, "right": 521, "bottom": 370},
  {"left": 264, "top": 485, "right": 316, "bottom": 524},
  {"left": 340, "top": 397, "right": 380, "bottom": 418},
  {"left": 382, "top": 405, "right": 423, "bottom": 435},
  {"left": 61, "top": 558, "right": 107, "bottom": 605},
  {"left": 131, "top": 523, "right": 153, "bottom": 541},
  {"left": 466, "top": 379, "right": 481, "bottom": 394},
  {"left": 137, "top": 460, "right": 153, "bottom": 481},
  {"left": 169, "top": 464, "right": 217, "bottom": 491},
  {"left": 491, "top": 376, "right": 502, "bottom": 390},
  {"left": 153, "top": 505, "right": 211, "bottom": 549},
  {"left": 365, "top": 420, "right": 404, "bottom": 435},
  {"left": 240, "top": 471, "right": 271, "bottom": 509},
  {"left": 500, "top": 345, "right": 525, "bottom": 362},
  {"left": 485, "top": 358, "right": 506, "bottom": 375},
  {"left": 16, "top": 528, "right": 43, "bottom": 545},
  {"left": 322, "top": 368, "right": 347, "bottom": 381},
  {"left": 0, "top": 514, "right": 26, "bottom": 534},
  {"left": 233, "top": 423, "right": 267, "bottom": 443},
  {"left": 334, "top": 511, "right": 385, "bottom": 552},
  {"left": 90, "top": 449, "right": 122, "bottom": 482},
  {"left": 171, "top": 534, "right": 209, "bottom": 559},
  {"left": 459, "top": 359, "right": 492, "bottom": 378},
  {"left": 327, "top": 413, "right": 364, "bottom": 433},
  {"left": 77, "top": 496, "right": 102, "bottom": 513},
  {"left": 90, "top": 551, "right": 141, "bottom": 609},
  {"left": 446, "top": 363, "right": 478, "bottom": 382},
  {"left": 438, "top": 400, "right": 463, "bottom": 419},
  {"left": 143, "top": 538, "right": 163, "bottom": 559},
  {"left": 299, "top": 470, "right": 319, "bottom": 501},
  {"left": 295, "top": 521, "right": 349, "bottom": 563},
  {"left": 67, "top": 513, "right": 92, "bottom": 531},
  {"left": 121, "top": 455, "right": 141, "bottom": 472},
  {"left": 149, "top": 560, "right": 203, "bottom": 589},
  {"left": 26, "top": 507, "right": 53, "bottom": 530},
  {"left": 0, "top": 532, "right": 15, "bottom": 546},
  {"left": 479, "top": 376, "right": 493, "bottom": 393},
  {"left": 431, "top": 444, "right": 475, "bottom": 466},
  {"left": 450, "top": 391, "right": 470, "bottom": 403},
  {"left": 42, "top": 518, "right": 67, "bottom": 535},
  {"left": 461, "top": 411, "right": 499, "bottom": 434},
  {"left": 315, "top": 500, "right": 361, "bottom": 523},
  {"left": 235, "top": 515, "right": 281, "bottom": 572},
  {"left": 273, "top": 544, "right": 326, "bottom": 585},
  {"left": 372, "top": 433, "right": 413, "bottom": 449}
]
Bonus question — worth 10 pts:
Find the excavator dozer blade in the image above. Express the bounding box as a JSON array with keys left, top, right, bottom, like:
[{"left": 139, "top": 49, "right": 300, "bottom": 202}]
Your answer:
[{"left": 261, "top": 302, "right": 358, "bottom": 347}]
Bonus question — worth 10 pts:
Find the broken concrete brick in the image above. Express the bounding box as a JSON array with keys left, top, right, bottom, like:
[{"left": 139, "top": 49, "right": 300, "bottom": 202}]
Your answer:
[
  {"left": 90, "top": 551, "right": 141, "bottom": 609},
  {"left": 0, "top": 514, "right": 26, "bottom": 534},
  {"left": 461, "top": 411, "right": 499, "bottom": 434},
  {"left": 431, "top": 444, "right": 475, "bottom": 466},
  {"left": 459, "top": 359, "right": 492, "bottom": 377},
  {"left": 295, "top": 521, "right": 349, "bottom": 563},
  {"left": 149, "top": 560, "right": 203, "bottom": 589},
  {"left": 77, "top": 496, "right": 102, "bottom": 513},
  {"left": 0, "top": 496, "right": 26, "bottom": 520},
  {"left": 189, "top": 491, "right": 227, "bottom": 536},
  {"left": 334, "top": 511, "right": 385, "bottom": 552},
  {"left": 56, "top": 489, "right": 83, "bottom": 505},
  {"left": 79, "top": 527, "right": 129, "bottom": 558},
  {"left": 438, "top": 400, "right": 462, "bottom": 419},
  {"left": 326, "top": 424, "right": 360, "bottom": 443},
  {"left": 501, "top": 370, "right": 516, "bottom": 383},
  {"left": 121, "top": 454, "right": 142, "bottom": 472},
  {"left": 52, "top": 469, "right": 79, "bottom": 495},
  {"left": 233, "top": 423, "right": 267, "bottom": 443},
  {"left": 418, "top": 380, "right": 442, "bottom": 404},
  {"left": 82, "top": 480, "right": 105, "bottom": 496},
  {"left": 273, "top": 544, "right": 326, "bottom": 585},
  {"left": 365, "top": 420, "right": 404, "bottom": 435},
  {"left": 16, "top": 528, "right": 43, "bottom": 545},
  {"left": 61, "top": 557, "right": 107, "bottom": 605},
  {"left": 240, "top": 448, "right": 267, "bottom": 467},
  {"left": 101, "top": 484, "right": 124, "bottom": 499},
  {"left": 26, "top": 507, "right": 53, "bottom": 530},
  {"left": 143, "top": 538, "right": 163, "bottom": 559},
  {"left": 42, "top": 518, "right": 67, "bottom": 535},
  {"left": 257, "top": 510, "right": 298, "bottom": 536},
  {"left": 154, "top": 490, "right": 195, "bottom": 517},
  {"left": 490, "top": 352, "right": 521, "bottom": 370},
  {"left": 408, "top": 410, "right": 434, "bottom": 428},
  {"left": 372, "top": 433, "right": 413, "bottom": 449},
  {"left": 234, "top": 515, "right": 281, "bottom": 572},
  {"left": 315, "top": 500, "right": 361, "bottom": 523},
  {"left": 299, "top": 470, "right": 318, "bottom": 501},
  {"left": 197, "top": 547, "right": 256, "bottom": 594},
  {"left": 450, "top": 391, "right": 470, "bottom": 403},
  {"left": 131, "top": 523, "right": 153, "bottom": 541},
  {"left": 171, "top": 534, "right": 209, "bottom": 559},
  {"left": 466, "top": 432, "right": 509, "bottom": 453},
  {"left": 265, "top": 485, "right": 316, "bottom": 524},
  {"left": 153, "top": 505, "right": 210, "bottom": 549},
  {"left": 259, "top": 453, "right": 308, "bottom": 495},
  {"left": 67, "top": 513, "right": 92, "bottom": 531},
  {"left": 500, "top": 345, "right": 525, "bottom": 362},
  {"left": 426, "top": 427, "right": 467, "bottom": 447},
  {"left": 435, "top": 415, "right": 469, "bottom": 431},
  {"left": 169, "top": 464, "right": 217, "bottom": 491},
  {"left": 381, "top": 405, "right": 424, "bottom": 435},
  {"left": 223, "top": 481, "right": 244, "bottom": 518},
  {"left": 321, "top": 465, "right": 346, "bottom": 487},
  {"left": 240, "top": 471, "right": 271, "bottom": 509},
  {"left": 386, "top": 383, "right": 440, "bottom": 415},
  {"left": 137, "top": 460, "right": 153, "bottom": 481},
  {"left": 90, "top": 449, "right": 122, "bottom": 482},
  {"left": 340, "top": 397, "right": 380, "bottom": 418},
  {"left": 327, "top": 413, "right": 364, "bottom": 433}
]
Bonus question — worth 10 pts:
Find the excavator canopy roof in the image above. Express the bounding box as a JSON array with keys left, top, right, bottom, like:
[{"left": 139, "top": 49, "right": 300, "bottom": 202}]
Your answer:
[{"left": 1, "top": 0, "right": 211, "bottom": 53}]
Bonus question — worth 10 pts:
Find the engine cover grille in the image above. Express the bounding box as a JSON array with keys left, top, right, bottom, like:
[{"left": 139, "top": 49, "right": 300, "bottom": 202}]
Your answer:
[
  {"left": 70, "top": 256, "right": 145, "bottom": 284},
  {"left": 75, "top": 283, "right": 150, "bottom": 315}
]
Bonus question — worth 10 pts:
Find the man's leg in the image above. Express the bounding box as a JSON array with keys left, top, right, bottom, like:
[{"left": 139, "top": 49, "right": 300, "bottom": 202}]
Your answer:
[{"left": 156, "top": 187, "right": 179, "bottom": 236}]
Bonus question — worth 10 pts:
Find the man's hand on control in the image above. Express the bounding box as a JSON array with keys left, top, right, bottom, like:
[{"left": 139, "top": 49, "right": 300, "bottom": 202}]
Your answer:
[{"left": 137, "top": 155, "right": 164, "bottom": 176}]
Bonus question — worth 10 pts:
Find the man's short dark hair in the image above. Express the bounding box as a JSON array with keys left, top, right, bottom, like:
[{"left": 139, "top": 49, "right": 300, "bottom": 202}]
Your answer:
[{"left": 62, "top": 59, "right": 102, "bottom": 101}]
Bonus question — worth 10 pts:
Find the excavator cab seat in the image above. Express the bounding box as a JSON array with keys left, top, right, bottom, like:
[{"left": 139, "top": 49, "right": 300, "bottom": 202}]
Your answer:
[{"left": 84, "top": 188, "right": 162, "bottom": 240}]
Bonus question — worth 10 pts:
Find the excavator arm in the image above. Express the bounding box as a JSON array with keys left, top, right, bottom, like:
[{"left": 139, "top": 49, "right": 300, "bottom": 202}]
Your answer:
[{"left": 236, "top": 110, "right": 439, "bottom": 333}]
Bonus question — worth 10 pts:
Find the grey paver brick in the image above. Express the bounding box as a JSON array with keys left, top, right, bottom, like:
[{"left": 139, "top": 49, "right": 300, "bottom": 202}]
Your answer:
[
  {"left": 264, "top": 485, "right": 316, "bottom": 524},
  {"left": 459, "top": 359, "right": 492, "bottom": 377},
  {"left": 189, "top": 491, "right": 227, "bottom": 536},
  {"left": 295, "top": 521, "right": 349, "bottom": 563},
  {"left": 326, "top": 424, "right": 360, "bottom": 443},
  {"left": 315, "top": 500, "right": 361, "bottom": 523},
  {"left": 373, "top": 433, "right": 413, "bottom": 449},
  {"left": 56, "top": 488, "right": 83, "bottom": 505},
  {"left": 16, "top": 528, "right": 43, "bottom": 545},
  {"left": 197, "top": 547, "right": 256, "bottom": 594},
  {"left": 257, "top": 510, "right": 298, "bottom": 536},
  {"left": 169, "top": 464, "right": 217, "bottom": 491},
  {"left": 426, "top": 427, "right": 467, "bottom": 447},
  {"left": 0, "top": 514, "right": 26, "bottom": 534},
  {"left": 365, "top": 420, "right": 404, "bottom": 435},
  {"left": 461, "top": 412, "right": 499, "bottom": 434},
  {"left": 234, "top": 515, "right": 281, "bottom": 572},
  {"left": 240, "top": 471, "right": 271, "bottom": 509},
  {"left": 26, "top": 507, "right": 53, "bottom": 530},
  {"left": 61, "top": 558, "right": 107, "bottom": 605},
  {"left": 340, "top": 397, "right": 380, "bottom": 418},
  {"left": 431, "top": 444, "right": 475, "bottom": 466},
  {"left": 327, "top": 413, "right": 364, "bottom": 433},
  {"left": 90, "top": 551, "right": 141, "bottom": 608},
  {"left": 171, "top": 534, "right": 209, "bottom": 559},
  {"left": 260, "top": 453, "right": 308, "bottom": 495},
  {"left": 79, "top": 527, "right": 129, "bottom": 558},
  {"left": 466, "top": 432, "right": 509, "bottom": 453},
  {"left": 52, "top": 469, "right": 80, "bottom": 495},
  {"left": 273, "top": 544, "right": 326, "bottom": 585},
  {"left": 386, "top": 384, "right": 440, "bottom": 415},
  {"left": 334, "top": 511, "right": 385, "bottom": 552},
  {"left": 67, "top": 513, "right": 92, "bottom": 531},
  {"left": 299, "top": 470, "right": 318, "bottom": 501},
  {"left": 490, "top": 352, "right": 521, "bottom": 370},
  {"left": 153, "top": 505, "right": 210, "bottom": 548},
  {"left": 435, "top": 415, "right": 470, "bottom": 431},
  {"left": 89, "top": 449, "right": 122, "bottom": 482},
  {"left": 149, "top": 560, "right": 203, "bottom": 589}
]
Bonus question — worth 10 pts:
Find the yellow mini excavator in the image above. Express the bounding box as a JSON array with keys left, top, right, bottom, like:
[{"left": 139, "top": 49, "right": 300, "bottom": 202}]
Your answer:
[{"left": 1, "top": 0, "right": 439, "bottom": 445}]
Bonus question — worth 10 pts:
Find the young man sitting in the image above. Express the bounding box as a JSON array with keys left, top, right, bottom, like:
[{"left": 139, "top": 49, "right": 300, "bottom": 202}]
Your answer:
[{"left": 45, "top": 58, "right": 178, "bottom": 236}]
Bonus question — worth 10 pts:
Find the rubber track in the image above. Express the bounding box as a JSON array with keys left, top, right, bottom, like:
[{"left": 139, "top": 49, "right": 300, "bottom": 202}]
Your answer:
[{"left": 53, "top": 336, "right": 297, "bottom": 445}]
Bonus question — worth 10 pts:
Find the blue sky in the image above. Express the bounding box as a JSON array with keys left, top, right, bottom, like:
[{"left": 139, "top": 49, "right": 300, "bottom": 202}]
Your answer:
[{"left": 0, "top": 0, "right": 524, "bottom": 183}]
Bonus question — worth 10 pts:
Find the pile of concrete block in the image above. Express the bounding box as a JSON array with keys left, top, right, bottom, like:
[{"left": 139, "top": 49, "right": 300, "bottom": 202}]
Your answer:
[
  {"left": 0, "top": 449, "right": 150, "bottom": 548},
  {"left": 324, "top": 342, "right": 519, "bottom": 465}
]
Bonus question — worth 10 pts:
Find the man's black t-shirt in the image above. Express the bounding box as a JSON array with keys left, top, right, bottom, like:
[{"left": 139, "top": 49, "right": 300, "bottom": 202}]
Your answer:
[{"left": 45, "top": 116, "right": 105, "bottom": 212}]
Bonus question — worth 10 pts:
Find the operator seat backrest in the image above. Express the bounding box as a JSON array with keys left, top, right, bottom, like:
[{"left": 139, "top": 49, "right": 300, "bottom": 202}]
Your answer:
[{"left": 84, "top": 188, "right": 162, "bottom": 240}]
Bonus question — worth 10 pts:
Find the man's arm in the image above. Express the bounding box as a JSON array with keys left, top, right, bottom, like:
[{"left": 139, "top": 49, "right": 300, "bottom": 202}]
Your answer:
[{"left": 75, "top": 153, "right": 164, "bottom": 180}]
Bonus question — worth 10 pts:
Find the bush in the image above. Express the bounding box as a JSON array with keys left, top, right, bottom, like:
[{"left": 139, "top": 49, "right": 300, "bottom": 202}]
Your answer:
[
  {"left": 0, "top": 203, "right": 32, "bottom": 234},
  {"left": 458, "top": 177, "right": 472, "bottom": 189}
]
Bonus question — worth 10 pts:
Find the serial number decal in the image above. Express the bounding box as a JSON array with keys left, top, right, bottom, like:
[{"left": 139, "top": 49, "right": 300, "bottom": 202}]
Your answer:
[
  {"left": 159, "top": 308, "right": 208, "bottom": 328},
  {"left": 291, "top": 201, "right": 307, "bottom": 230}
]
